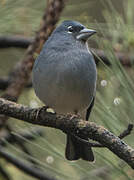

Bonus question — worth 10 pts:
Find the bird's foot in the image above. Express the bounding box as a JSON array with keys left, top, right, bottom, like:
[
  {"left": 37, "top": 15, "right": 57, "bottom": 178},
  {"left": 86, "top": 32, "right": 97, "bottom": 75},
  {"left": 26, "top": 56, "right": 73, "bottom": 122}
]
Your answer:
[
  {"left": 67, "top": 113, "right": 81, "bottom": 120},
  {"left": 36, "top": 106, "right": 49, "bottom": 120}
]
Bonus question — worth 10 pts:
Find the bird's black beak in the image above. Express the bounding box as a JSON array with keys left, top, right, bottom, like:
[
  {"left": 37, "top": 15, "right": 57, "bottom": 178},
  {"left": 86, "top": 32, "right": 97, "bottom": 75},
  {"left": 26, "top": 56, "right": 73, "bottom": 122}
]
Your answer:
[{"left": 76, "top": 28, "right": 96, "bottom": 41}]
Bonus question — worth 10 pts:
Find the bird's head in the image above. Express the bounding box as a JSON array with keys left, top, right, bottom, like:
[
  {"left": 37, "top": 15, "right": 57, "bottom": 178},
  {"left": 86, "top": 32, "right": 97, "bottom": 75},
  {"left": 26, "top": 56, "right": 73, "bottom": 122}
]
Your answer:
[{"left": 55, "top": 20, "right": 96, "bottom": 42}]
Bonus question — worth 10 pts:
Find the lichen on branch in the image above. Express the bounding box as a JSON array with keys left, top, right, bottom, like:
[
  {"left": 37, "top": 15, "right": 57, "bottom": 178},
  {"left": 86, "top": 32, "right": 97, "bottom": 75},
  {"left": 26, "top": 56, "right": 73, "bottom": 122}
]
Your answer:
[{"left": 0, "top": 97, "right": 134, "bottom": 169}]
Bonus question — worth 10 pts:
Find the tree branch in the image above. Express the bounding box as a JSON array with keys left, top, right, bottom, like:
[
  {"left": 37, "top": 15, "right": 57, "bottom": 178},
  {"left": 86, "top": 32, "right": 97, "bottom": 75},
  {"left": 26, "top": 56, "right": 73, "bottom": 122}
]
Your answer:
[
  {"left": 0, "top": 76, "right": 32, "bottom": 90},
  {"left": 4, "top": 0, "right": 66, "bottom": 100},
  {"left": 72, "top": 123, "right": 133, "bottom": 148},
  {"left": 0, "top": 47, "right": 133, "bottom": 91},
  {"left": 0, "top": 77, "right": 10, "bottom": 90},
  {"left": 0, "top": 1, "right": 65, "bottom": 179},
  {"left": 91, "top": 49, "right": 133, "bottom": 67},
  {"left": 0, "top": 34, "right": 133, "bottom": 67},
  {"left": 0, "top": 36, "right": 33, "bottom": 48},
  {"left": 0, "top": 0, "right": 66, "bottom": 129},
  {"left": 0, "top": 98, "right": 134, "bottom": 169}
]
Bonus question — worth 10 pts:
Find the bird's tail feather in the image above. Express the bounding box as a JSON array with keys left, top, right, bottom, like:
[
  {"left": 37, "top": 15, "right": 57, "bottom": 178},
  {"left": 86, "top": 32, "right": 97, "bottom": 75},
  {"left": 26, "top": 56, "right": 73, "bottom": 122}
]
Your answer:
[{"left": 65, "top": 134, "right": 94, "bottom": 161}]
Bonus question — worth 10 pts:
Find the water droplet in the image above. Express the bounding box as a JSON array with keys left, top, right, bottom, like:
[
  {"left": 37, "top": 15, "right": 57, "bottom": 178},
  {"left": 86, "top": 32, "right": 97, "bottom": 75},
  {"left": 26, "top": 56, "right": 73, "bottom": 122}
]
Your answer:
[
  {"left": 46, "top": 156, "right": 54, "bottom": 164},
  {"left": 100, "top": 80, "right": 107, "bottom": 87},
  {"left": 113, "top": 98, "right": 121, "bottom": 105}
]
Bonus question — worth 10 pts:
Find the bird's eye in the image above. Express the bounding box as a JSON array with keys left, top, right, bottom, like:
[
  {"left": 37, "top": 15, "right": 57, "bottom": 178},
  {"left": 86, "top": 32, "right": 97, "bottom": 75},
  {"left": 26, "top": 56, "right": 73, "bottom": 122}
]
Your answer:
[{"left": 68, "top": 26, "right": 74, "bottom": 33}]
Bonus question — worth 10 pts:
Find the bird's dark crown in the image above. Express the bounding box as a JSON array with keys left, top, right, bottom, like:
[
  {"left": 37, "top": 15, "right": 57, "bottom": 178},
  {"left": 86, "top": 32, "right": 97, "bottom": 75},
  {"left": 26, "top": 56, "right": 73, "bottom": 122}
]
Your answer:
[
  {"left": 55, "top": 20, "right": 85, "bottom": 34},
  {"left": 51, "top": 20, "right": 96, "bottom": 43},
  {"left": 62, "top": 20, "right": 85, "bottom": 28}
]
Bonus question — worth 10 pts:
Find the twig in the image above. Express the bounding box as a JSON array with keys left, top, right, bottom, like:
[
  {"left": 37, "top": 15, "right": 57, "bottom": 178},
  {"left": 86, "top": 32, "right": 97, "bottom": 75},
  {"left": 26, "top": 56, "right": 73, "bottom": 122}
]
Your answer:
[
  {"left": 0, "top": 34, "right": 133, "bottom": 67},
  {"left": 0, "top": 47, "right": 133, "bottom": 91},
  {"left": 72, "top": 123, "right": 134, "bottom": 148},
  {"left": 0, "top": 147, "right": 57, "bottom": 180},
  {"left": 0, "top": 77, "right": 11, "bottom": 90},
  {"left": 0, "top": 76, "right": 32, "bottom": 90},
  {"left": 118, "top": 124, "right": 133, "bottom": 139},
  {"left": 0, "top": 0, "right": 66, "bottom": 129},
  {"left": 0, "top": 98, "right": 134, "bottom": 169},
  {"left": 0, "top": 36, "right": 33, "bottom": 48},
  {"left": 4, "top": 0, "right": 66, "bottom": 99},
  {"left": 91, "top": 48, "right": 133, "bottom": 67},
  {"left": 0, "top": 1, "right": 65, "bottom": 179}
]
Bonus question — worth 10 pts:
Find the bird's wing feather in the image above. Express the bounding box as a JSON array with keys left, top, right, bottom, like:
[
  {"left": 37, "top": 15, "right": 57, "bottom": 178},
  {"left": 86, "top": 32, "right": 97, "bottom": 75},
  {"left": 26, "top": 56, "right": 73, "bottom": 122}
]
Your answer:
[{"left": 86, "top": 96, "right": 95, "bottom": 121}]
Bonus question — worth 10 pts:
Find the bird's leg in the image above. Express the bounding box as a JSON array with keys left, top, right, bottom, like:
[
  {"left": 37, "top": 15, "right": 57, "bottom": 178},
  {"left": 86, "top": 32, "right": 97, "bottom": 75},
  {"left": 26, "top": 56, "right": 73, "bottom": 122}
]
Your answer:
[
  {"left": 74, "top": 110, "right": 81, "bottom": 118},
  {"left": 67, "top": 110, "right": 81, "bottom": 120},
  {"left": 36, "top": 106, "right": 49, "bottom": 120}
]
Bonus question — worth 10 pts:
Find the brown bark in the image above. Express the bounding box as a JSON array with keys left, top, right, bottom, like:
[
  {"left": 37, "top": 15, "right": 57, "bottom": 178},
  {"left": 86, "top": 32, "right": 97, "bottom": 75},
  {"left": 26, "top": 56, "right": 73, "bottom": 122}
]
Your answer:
[
  {"left": 0, "top": 0, "right": 66, "bottom": 128},
  {"left": 4, "top": 0, "right": 66, "bottom": 99},
  {"left": 0, "top": 98, "right": 134, "bottom": 169}
]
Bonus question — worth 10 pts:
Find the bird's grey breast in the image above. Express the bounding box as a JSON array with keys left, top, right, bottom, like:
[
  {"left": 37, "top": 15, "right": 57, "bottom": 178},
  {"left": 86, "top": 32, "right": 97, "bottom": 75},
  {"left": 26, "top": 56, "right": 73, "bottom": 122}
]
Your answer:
[{"left": 33, "top": 44, "right": 96, "bottom": 114}]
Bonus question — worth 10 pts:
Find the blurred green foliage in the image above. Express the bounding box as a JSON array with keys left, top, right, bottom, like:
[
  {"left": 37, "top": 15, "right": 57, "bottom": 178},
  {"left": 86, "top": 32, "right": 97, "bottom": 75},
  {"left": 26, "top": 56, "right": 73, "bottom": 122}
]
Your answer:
[{"left": 0, "top": 0, "right": 134, "bottom": 180}]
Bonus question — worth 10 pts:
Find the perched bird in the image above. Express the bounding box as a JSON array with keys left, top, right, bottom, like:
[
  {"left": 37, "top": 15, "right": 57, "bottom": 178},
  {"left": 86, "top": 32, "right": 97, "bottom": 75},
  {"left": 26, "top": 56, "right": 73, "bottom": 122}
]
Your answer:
[{"left": 32, "top": 20, "right": 97, "bottom": 161}]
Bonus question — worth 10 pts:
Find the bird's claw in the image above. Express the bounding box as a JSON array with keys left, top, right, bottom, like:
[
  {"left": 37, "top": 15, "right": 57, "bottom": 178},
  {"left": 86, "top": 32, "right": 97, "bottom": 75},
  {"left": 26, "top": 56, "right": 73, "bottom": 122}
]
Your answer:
[
  {"left": 67, "top": 113, "right": 81, "bottom": 120},
  {"left": 36, "top": 106, "right": 49, "bottom": 120}
]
